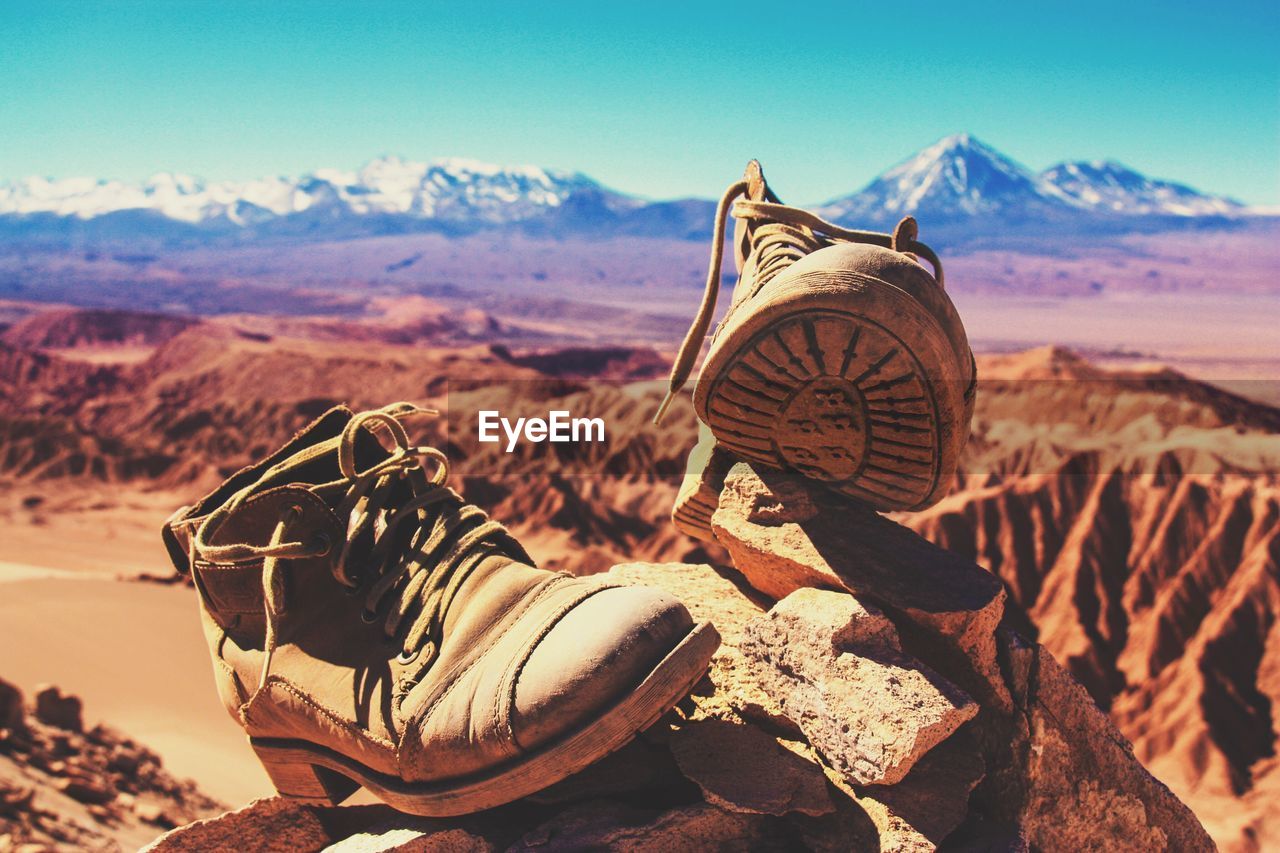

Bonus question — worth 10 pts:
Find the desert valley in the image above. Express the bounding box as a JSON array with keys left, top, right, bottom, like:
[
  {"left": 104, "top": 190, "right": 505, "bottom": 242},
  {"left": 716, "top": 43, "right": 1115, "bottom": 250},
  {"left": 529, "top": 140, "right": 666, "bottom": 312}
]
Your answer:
[{"left": 1, "top": 135, "right": 1278, "bottom": 850}]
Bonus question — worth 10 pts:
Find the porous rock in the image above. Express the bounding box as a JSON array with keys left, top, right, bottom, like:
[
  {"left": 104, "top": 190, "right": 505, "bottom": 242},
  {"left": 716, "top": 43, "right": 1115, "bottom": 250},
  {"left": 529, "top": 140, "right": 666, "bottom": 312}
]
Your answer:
[
  {"left": 609, "top": 561, "right": 783, "bottom": 726},
  {"left": 740, "top": 588, "right": 977, "bottom": 787},
  {"left": 855, "top": 722, "right": 986, "bottom": 845}
]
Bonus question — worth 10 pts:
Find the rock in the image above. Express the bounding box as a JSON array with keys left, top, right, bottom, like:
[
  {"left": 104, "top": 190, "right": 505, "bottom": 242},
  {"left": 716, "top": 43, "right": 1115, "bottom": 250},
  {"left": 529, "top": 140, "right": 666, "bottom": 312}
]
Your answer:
[
  {"left": 144, "top": 797, "right": 331, "bottom": 852},
  {"left": 609, "top": 561, "right": 785, "bottom": 727},
  {"left": 510, "top": 800, "right": 788, "bottom": 851},
  {"left": 857, "top": 722, "right": 987, "bottom": 844},
  {"left": 740, "top": 588, "right": 978, "bottom": 787},
  {"left": 669, "top": 718, "right": 834, "bottom": 817},
  {"left": 785, "top": 790, "right": 884, "bottom": 853},
  {"left": 712, "top": 464, "right": 1009, "bottom": 707},
  {"left": 32, "top": 684, "right": 82, "bottom": 732},
  {"left": 1, "top": 683, "right": 222, "bottom": 851},
  {"left": 0, "top": 783, "right": 35, "bottom": 814},
  {"left": 853, "top": 795, "right": 936, "bottom": 853},
  {"left": 56, "top": 775, "right": 114, "bottom": 805},
  {"left": 1019, "top": 644, "right": 1216, "bottom": 852},
  {"left": 138, "top": 524, "right": 1211, "bottom": 850},
  {"left": 0, "top": 678, "right": 24, "bottom": 733}
]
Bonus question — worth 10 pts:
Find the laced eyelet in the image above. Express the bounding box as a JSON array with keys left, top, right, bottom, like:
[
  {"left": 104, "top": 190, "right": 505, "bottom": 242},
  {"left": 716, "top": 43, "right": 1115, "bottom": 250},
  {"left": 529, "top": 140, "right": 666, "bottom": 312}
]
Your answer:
[
  {"left": 341, "top": 579, "right": 364, "bottom": 596},
  {"left": 280, "top": 504, "right": 305, "bottom": 524},
  {"left": 395, "top": 647, "right": 419, "bottom": 666}
]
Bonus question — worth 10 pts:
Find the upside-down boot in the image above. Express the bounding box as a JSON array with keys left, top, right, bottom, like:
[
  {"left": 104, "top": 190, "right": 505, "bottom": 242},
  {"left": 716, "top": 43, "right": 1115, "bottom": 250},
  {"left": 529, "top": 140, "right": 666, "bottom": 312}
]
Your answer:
[{"left": 661, "top": 161, "right": 975, "bottom": 535}]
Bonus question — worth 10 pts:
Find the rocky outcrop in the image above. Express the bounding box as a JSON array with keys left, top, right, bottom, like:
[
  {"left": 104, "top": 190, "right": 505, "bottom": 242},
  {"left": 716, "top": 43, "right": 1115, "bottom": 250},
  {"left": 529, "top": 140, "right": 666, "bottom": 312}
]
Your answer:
[
  {"left": 908, "top": 452, "right": 1280, "bottom": 848},
  {"left": 713, "top": 464, "right": 1010, "bottom": 711},
  {"left": 0, "top": 678, "right": 222, "bottom": 851},
  {"left": 885, "top": 347, "right": 1280, "bottom": 852},
  {"left": 148, "top": 466, "right": 1212, "bottom": 851}
]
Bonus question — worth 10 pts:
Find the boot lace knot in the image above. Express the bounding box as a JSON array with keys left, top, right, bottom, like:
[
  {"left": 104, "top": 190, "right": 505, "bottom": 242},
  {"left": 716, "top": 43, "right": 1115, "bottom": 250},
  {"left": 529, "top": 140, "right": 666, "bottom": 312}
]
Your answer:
[{"left": 194, "top": 404, "right": 518, "bottom": 691}]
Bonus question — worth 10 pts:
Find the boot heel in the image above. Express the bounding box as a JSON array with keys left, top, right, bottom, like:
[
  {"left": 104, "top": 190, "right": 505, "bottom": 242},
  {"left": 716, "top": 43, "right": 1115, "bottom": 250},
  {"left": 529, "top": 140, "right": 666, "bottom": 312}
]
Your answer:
[{"left": 251, "top": 740, "right": 360, "bottom": 806}]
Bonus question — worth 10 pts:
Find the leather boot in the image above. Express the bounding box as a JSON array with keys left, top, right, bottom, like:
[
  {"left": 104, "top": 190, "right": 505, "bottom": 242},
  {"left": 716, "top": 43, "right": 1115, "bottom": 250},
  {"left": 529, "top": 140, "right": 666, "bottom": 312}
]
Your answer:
[
  {"left": 661, "top": 161, "right": 975, "bottom": 532},
  {"left": 163, "top": 403, "right": 719, "bottom": 816}
]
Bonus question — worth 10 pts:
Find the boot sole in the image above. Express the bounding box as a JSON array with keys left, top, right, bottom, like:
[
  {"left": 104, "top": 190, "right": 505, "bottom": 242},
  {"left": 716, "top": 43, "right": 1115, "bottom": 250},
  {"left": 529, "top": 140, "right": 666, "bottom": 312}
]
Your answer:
[
  {"left": 693, "top": 270, "right": 968, "bottom": 512},
  {"left": 249, "top": 620, "right": 721, "bottom": 816},
  {"left": 671, "top": 431, "right": 735, "bottom": 543}
]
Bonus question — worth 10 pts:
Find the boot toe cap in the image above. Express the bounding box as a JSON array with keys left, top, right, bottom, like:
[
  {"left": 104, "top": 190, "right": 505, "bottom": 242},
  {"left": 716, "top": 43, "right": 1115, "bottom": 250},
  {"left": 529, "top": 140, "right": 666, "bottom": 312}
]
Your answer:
[{"left": 510, "top": 584, "right": 694, "bottom": 751}]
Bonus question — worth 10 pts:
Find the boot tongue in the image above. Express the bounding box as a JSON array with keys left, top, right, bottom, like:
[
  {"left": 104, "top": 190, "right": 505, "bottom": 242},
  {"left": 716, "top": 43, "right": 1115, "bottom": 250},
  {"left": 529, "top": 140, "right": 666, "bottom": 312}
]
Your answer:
[
  {"left": 234, "top": 411, "right": 394, "bottom": 510},
  {"left": 186, "top": 406, "right": 355, "bottom": 520},
  {"left": 734, "top": 160, "right": 776, "bottom": 274},
  {"left": 743, "top": 159, "right": 770, "bottom": 202}
]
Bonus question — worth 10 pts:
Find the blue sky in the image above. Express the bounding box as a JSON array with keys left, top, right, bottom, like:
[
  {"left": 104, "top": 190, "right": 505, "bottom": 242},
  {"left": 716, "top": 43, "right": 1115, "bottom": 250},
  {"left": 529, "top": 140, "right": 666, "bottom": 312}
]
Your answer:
[{"left": 2, "top": 0, "right": 1277, "bottom": 204}]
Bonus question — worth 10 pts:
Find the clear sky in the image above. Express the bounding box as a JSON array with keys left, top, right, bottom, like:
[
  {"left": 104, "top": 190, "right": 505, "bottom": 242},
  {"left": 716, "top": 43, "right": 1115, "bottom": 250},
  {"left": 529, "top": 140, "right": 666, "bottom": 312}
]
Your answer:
[{"left": 3, "top": 0, "right": 1278, "bottom": 204}]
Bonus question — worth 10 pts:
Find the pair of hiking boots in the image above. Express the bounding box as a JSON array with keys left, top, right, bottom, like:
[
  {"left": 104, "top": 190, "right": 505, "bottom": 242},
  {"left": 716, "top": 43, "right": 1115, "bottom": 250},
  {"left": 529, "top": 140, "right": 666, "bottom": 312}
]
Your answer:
[{"left": 161, "top": 162, "right": 973, "bottom": 817}]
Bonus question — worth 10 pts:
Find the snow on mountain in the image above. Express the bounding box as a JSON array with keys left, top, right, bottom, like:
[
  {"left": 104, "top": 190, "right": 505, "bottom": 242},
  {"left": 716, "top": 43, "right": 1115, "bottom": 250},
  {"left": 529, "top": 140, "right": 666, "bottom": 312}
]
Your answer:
[
  {"left": 817, "top": 133, "right": 1251, "bottom": 229},
  {"left": 0, "top": 139, "right": 1262, "bottom": 246},
  {"left": 1039, "top": 160, "right": 1243, "bottom": 216},
  {"left": 0, "top": 156, "right": 629, "bottom": 228},
  {"left": 816, "top": 133, "right": 1077, "bottom": 227}
]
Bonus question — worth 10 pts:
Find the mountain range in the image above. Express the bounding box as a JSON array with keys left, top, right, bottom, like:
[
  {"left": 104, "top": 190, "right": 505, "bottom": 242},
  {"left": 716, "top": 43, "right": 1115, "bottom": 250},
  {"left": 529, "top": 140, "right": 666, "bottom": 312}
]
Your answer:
[
  {"left": 0, "top": 134, "right": 1265, "bottom": 246},
  {"left": 815, "top": 134, "right": 1247, "bottom": 228}
]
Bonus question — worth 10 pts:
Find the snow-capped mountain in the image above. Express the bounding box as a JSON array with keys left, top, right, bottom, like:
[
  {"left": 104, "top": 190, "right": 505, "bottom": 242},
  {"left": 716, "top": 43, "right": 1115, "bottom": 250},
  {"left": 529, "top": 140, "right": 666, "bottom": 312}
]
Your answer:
[
  {"left": 1039, "top": 160, "right": 1242, "bottom": 217},
  {"left": 817, "top": 133, "right": 1247, "bottom": 230},
  {"left": 817, "top": 133, "right": 1076, "bottom": 226},
  {"left": 0, "top": 156, "right": 634, "bottom": 228},
  {"left": 0, "top": 138, "right": 1261, "bottom": 247}
]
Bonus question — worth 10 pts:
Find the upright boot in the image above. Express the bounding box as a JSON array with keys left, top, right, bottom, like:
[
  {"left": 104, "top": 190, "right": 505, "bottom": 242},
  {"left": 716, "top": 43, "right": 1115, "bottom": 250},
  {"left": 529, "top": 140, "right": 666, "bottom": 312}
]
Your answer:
[
  {"left": 163, "top": 403, "right": 719, "bottom": 816},
  {"left": 662, "top": 162, "right": 974, "bottom": 536}
]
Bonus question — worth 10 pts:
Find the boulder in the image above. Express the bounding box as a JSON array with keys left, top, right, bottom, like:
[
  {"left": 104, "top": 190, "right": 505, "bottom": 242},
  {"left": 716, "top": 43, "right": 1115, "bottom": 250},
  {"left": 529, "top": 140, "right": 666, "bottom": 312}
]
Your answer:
[
  {"left": 740, "top": 589, "right": 977, "bottom": 787},
  {"left": 32, "top": 684, "right": 83, "bottom": 732},
  {"left": 0, "top": 677, "right": 23, "bottom": 733}
]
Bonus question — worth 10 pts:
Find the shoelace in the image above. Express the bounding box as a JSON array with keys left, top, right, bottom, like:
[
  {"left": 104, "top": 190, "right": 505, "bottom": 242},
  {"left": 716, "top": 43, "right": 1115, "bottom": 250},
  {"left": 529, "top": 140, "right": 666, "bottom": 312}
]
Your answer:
[
  {"left": 193, "top": 404, "right": 513, "bottom": 692},
  {"left": 654, "top": 181, "right": 945, "bottom": 424}
]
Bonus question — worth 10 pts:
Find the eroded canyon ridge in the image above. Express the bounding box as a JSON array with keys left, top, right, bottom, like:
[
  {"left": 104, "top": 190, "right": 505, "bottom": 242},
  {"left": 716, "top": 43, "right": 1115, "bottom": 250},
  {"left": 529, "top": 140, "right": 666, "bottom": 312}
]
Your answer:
[{"left": 1, "top": 305, "right": 1277, "bottom": 850}]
